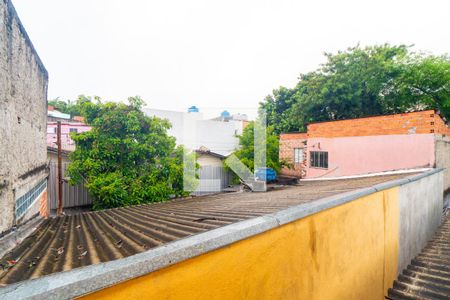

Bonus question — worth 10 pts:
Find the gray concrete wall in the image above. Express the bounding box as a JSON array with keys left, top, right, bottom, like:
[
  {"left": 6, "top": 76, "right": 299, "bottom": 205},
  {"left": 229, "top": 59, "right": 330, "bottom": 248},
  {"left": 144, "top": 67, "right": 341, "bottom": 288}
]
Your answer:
[
  {"left": 397, "top": 171, "right": 444, "bottom": 273},
  {"left": 435, "top": 134, "right": 450, "bottom": 193},
  {"left": 0, "top": 0, "right": 48, "bottom": 234}
]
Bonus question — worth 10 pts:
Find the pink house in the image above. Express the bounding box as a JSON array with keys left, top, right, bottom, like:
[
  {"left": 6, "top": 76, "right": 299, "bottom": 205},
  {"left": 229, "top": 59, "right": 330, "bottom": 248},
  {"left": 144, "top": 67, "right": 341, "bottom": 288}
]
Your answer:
[
  {"left": 279, "top": 110, "right": 450, "bottom": 190},
  {"left": 305, "top": 134, "right": 436, "bottom": 178},
  {"left": 47, "top": 122, "right": 91, "bottom": 151}
]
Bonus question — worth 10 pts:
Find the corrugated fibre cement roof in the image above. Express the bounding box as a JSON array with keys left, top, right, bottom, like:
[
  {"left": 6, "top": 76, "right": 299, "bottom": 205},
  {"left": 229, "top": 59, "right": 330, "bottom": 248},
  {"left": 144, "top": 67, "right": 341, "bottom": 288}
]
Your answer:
[{"left": 0, "top": 173, "right": 415, "bottom": 285}]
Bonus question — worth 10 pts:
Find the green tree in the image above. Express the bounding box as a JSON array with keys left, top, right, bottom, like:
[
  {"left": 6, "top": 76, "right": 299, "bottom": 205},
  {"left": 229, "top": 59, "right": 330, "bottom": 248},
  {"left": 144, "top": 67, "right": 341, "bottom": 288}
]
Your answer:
[
  {"left": 393, "top": 55, "right": 450, "bottom": 118},
  {"left": 68, "top": 96, "right": 191, "bottom": 210},
  {"left": 48, "top": 97, "right": 69, "bottom": 113},
  {"left": 260, "top": 44, "right": 450, "bottom": 133},
  {"left": 48, "top": 95, "right": 94, "bottom": 118},
  {"left": 233, "top": 122, "right": 285, "bottom": 173},
  {"left": 262, "top": 87, "right": 301, "bottom": 133}
]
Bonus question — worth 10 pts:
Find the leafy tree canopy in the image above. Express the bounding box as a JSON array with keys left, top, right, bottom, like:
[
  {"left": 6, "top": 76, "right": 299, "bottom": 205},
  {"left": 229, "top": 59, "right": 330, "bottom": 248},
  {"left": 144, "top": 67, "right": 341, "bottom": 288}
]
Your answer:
[
  {"left": 233, "top": 121, "right": 287, "bottom": 174},
  {"left": 260, "top": 44, "right": 450, "bottom": 133},
  {"left": 48, "top": 95, "right": 95, "bottom": 118},
  {"left": 67, "top": 96, "right": 191, "bottom": 210}
]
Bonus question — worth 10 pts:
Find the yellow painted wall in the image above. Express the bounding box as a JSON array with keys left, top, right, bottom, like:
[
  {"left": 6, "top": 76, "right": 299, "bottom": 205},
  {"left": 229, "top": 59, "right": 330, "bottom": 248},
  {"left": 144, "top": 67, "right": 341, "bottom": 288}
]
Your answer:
[{"left": 81, "top": 188, "right": 399, "bottom": 300}]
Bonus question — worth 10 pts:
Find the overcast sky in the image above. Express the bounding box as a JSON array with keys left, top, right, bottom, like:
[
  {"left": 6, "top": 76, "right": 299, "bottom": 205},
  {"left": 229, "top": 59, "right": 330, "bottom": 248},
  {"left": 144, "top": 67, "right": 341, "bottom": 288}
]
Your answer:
[{"left": 13, "top": 0, "right": 450, "bottom": 118}]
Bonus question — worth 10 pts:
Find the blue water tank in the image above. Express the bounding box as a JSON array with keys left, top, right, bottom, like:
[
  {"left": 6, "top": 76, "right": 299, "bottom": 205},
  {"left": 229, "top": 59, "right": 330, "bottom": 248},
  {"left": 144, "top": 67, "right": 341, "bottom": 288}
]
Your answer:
[
  {"left": 221, "top": 110, "right": 231, "bottom": 118},
  {"left": 188, "top": 106, "right": 199, "bottom": 113},
  {"left": 254, "top": 167, "right": 277, "bottom": 182}
]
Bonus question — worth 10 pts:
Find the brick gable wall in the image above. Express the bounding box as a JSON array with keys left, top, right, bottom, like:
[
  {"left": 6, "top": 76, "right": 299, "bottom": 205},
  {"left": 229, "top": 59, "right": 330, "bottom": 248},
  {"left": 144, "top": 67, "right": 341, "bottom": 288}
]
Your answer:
[
  {"left": 307, "top": 110, "right": 449, "bottom": 138},
  {"left": 434, "top": 113, "right": 450, "bottom": 136},
  {"left": 279, "top": 133, "right": 307, "bottom": 177}
]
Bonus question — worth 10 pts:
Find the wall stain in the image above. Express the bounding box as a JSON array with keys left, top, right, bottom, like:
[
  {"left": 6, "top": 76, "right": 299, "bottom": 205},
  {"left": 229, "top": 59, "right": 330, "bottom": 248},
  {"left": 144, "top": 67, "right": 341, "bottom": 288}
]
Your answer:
[
  {"left": 18, "top": 163, "right": 47, "bottom": 181},
  {"left": 309, "top": 219, "right": 320, "bottom": 271}
]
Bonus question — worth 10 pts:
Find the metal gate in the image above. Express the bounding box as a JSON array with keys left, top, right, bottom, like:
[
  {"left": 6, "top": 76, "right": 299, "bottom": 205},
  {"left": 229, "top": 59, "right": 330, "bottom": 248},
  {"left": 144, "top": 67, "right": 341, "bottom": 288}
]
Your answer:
[
  {"left": 48, "top": 161, "right": 93, "bottom": 209},
  {"left": 48, "top": 163, "right": 232, "bottom": 205},
  {"left": 194, "top": 166, "right": 234, "bottom": 195}
]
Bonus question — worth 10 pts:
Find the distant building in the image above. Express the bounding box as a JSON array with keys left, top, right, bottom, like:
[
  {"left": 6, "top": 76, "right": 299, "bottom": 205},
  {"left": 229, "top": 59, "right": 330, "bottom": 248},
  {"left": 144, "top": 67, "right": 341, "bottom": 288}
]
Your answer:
[
  {"left": 279, "top": 132, "right": 308, "bottom": 178},
  {"left": 47, "top": 121, "right": 91, "bottom": 151},
  {"left": 47, "top": 105, "right": 71, "bottom": 122},
  {"left": 195, "top": 147, "right": 233, "bottom": 194},
  {"left": 143, "top": 107, "right": 249, "bottom": 193},
  {"left": 0, "top": 0, "right": 49, "bottom": 234},
  {"left": 143, "top": 107, "right": 248, "bottom": 156},
  {"left": 279, "top": 110, "right": 450, "bottom": 191},
  {"left": 210, "top": 110, "right": 249, "bottom": 122},
  {"left": 46, "top": 104, "right": 91, "bottom": 151}
]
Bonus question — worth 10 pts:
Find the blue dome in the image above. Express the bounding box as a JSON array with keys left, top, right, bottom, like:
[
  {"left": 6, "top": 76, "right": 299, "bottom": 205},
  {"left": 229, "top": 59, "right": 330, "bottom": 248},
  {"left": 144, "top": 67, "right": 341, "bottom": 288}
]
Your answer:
[
  {"left": 188, "top": 106, "right": 199, "bottom": 113},
  {"left": 221, "top": 110, "right": 231, "bottom": 117}
]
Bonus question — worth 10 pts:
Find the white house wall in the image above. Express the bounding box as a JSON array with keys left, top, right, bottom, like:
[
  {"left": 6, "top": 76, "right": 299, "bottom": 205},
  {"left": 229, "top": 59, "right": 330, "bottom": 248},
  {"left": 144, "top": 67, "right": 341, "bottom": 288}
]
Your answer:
[{"left": 143, "top": 108, "right": 243, "bottom": 156}]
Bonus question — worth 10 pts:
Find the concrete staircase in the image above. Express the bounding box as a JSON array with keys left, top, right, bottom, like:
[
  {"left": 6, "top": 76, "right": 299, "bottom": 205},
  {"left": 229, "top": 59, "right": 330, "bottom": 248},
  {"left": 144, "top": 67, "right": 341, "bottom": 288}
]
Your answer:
[{"left": 387, "top": 212, "right": 450, "bottom": 299}]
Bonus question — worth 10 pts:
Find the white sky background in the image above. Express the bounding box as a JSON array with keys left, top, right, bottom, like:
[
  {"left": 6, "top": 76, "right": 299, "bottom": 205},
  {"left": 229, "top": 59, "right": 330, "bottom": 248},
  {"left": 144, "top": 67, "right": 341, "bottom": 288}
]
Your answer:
[{"left": 12, "top": 0, "right": 450, "bottom": 119}]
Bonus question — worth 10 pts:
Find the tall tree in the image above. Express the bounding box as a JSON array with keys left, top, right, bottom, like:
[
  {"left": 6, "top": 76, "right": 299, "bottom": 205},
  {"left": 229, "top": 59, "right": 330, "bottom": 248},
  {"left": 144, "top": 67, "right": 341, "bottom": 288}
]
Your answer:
[
  {"left": 260, "top": 44, "right": 450, "bottom": 134},
  {"left": 393, "top": 55, "right": 450, "bottom": 118},
  {"left": 233, "top": 122, "right": 285, "bottom": 173},
  {"left": 48, "top": 95, "right": 93, "bottom": 118},
  {"left": 68, "top": 96, "right": 191, "bottom": 210}
]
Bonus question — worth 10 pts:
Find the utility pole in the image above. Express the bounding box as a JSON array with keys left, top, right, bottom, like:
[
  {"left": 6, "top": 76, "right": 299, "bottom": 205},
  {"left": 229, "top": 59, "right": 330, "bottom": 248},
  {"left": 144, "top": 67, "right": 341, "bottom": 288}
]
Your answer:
[{"left": 57, "top": 121, "right": 63, "bottom": 216}]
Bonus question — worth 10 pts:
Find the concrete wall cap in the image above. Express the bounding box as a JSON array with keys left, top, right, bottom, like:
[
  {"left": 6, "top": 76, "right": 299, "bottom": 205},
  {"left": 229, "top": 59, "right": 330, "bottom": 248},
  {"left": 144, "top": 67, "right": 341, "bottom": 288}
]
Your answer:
[
  {"left": 405, "top": 168, "right": 443, "bottom": 184},
  {"left": 372, "top": 169, "right": 443, "bottom": 192},
  {"left": 272, "top": 187, "right": 377, "bottom": 226}
]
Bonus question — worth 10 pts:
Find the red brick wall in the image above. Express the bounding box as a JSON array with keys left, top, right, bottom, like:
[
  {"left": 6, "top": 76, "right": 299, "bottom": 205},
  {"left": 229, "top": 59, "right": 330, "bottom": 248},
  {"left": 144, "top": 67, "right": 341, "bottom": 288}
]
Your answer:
[
  {"left": 307, "top": 110, "right": 449, "bottom": 138},
  {"left": 39, "top": 190, "right": 49, "bottom": 219},
  {"left": 434, "top": 113, "right": 450, "bottom": 136},
  {"left": 279, "top": 133, "right": 307, "bottom": 177}
]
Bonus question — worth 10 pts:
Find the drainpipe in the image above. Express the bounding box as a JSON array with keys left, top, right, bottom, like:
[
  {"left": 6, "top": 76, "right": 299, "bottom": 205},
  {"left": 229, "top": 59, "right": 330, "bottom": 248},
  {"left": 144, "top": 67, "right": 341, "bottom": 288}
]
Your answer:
[{"left": 57, "top": 121, "right": 63, "bottom": 216}]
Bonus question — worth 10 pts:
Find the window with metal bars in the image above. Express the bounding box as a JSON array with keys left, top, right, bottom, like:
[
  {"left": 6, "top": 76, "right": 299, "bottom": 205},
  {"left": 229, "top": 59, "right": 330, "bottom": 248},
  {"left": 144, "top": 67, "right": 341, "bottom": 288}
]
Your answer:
[
  {"left": 15, "top": 179, "right": 47, "bottom": 219},
  {"left": 294, "top": 148, "right": 303, "bottom": 164},
  {"left": 310, "top": 151, "right": 328, "bottom": 169}
]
